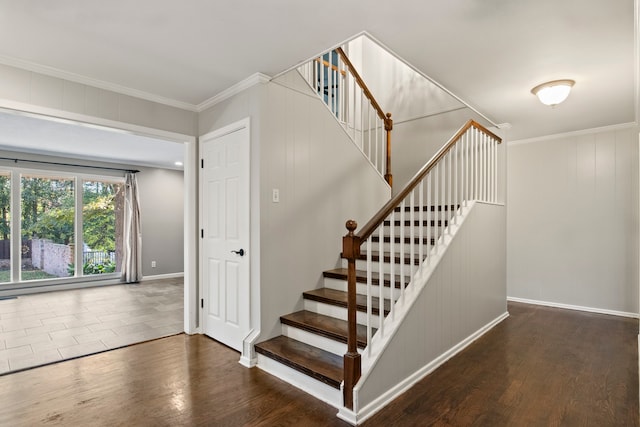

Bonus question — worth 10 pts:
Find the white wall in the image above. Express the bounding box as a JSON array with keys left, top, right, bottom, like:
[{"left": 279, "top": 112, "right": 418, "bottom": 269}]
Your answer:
[
  {"left": 260, "top": 72, "right": 390, "bottom": 340},
  {"left": 0, "top": 63, "right": 197, "bottom": 136},
  {"left": 507, "top": 125, "right": 639, "bottom": 315},
  {"left": 346, "top": 36, "right": 495, "bottom": 191},
  {"left": 137, "top": 167, "right": 184, "bottom": 277},
  {"left": 352, "top": 202, "right": 507, "bottom": 417},
  {"left": 198, "top": 72, "right": 391, "bottom": 344},
  {"left": 348, "top": 37, "right": 463, "bottom": 124},
  {"left": 393, "top": 107, "right": 497, "bottom": 191}
]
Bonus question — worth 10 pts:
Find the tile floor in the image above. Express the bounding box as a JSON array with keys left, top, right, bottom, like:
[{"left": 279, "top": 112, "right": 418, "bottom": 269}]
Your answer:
[{"left": 0, "top": 277, "right": 183, "bottom": 374}]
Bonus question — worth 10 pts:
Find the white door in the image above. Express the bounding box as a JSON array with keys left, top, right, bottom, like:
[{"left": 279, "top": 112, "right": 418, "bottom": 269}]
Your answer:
[{"left": 200, "top": 122, "right": 250, "bottom": 352}]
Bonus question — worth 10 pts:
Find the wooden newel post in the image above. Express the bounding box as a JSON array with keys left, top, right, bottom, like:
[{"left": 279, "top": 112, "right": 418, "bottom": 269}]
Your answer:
[
  {"left": 342, "top": 219, "right": 361, "bottom": 410},
  {"left": 384, "top": 112, "right": 393, "bottom": 188}
]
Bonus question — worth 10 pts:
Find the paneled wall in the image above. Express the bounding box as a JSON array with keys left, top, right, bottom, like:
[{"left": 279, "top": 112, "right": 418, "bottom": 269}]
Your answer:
[
  {"left": 345, "top": 36, "right": 496, "bottom": 192},
  {"left": 507, "top": 126, "right": 639, "bottom": 315},
  {"left": 392, "top": 107, "right": 497, "bottom": 191},
  {"left": 0, "top": 63, "right": 197, "bottom": 136},
  {"left": 136, "top": 167, "right": 184, "bottom": 276},
  {"left": 198, "top": 71, "right": 391, "bottom": 343},
  {"left": 354, "top": 202, "right": 507, "bottom": 414},
  {"left": 260, "top": 72, "right": 390, "bottom": 340}
]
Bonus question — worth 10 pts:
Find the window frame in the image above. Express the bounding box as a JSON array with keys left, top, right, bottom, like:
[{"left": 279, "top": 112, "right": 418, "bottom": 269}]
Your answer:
[{"left": 0, "top": 165, "right": 125, "bottom": 289}]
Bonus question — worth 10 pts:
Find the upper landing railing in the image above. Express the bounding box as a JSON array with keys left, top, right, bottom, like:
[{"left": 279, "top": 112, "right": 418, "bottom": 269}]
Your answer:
[{"left": 298, "top": 46, "right": 394, "bottom": 187}]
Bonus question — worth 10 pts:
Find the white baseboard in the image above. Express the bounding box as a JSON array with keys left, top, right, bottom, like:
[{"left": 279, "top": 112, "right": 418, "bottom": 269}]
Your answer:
[
  {"left": 343, "top": 311, "right": 510, "bottom": 425},
  {"left": 507, "top": 296, "right": 639, "bottom": 319},
  {"left": 141, "top": 272, "right": 184, "bottom": 281}
]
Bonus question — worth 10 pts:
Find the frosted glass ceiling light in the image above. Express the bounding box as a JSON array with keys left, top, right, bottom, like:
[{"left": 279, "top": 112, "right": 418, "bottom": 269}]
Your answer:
[{"left": 531, "top": 79, "right": 575, "bottom": 106}]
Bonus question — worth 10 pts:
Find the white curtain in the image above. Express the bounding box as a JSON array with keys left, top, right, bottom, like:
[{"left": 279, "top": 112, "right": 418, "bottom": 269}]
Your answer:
[{"left": 122, "top": 172, "right": 142, "bottom": 283}]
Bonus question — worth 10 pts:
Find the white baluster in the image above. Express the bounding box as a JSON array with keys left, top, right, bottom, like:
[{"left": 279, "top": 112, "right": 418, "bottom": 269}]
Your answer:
[
  {"left": 493, "top": 138, "right": 498, "bottom": 203},
  {"left": 440, "top": 159, "right": 445, "bottom": 241},
  {"left": 453, "top": 141, "right": 458, "bottom": 224},
  {"left": 434, "top": 163, "right": 439, "bottom": 254},
  {"left": 409, "top": 190, "right": 415, "bottom": 281},
  {"left": 447, "top": 150, "right": 452, "bottom": 234},
  {"left": 320, "top": 58, "right": 325, "bottom": 103},
  {"left": 483, "top": 132, "right": 487, "bottom": 201},
  {"left": 474, "top": 128, "right": 479, "bottom": 200},
  {"left": 465, "top": 131, "right": 469, "bottom": 206},
  {"left": 375, "top": 118, "right": 380, "bottom": 174},
  {"left": 419, "top": 180, "right": 424, "bottom": 266},
  {"left": 367, "top": 103, "right": 372, "bottom": 163},
  {"left": 388, "top": 209, "right": 395, "bottom": 323},
  {"left": 426, "top": 173, "right": 431, "bottom": 263},
  {"left": 399, "top": 199, "right": 405, "bottom": 308},
  {"left": 366, "top": 237, "right": 372, "bottom": 357},
  {"left": 377, "top": 222, "right": 384, "bottom": 338}
]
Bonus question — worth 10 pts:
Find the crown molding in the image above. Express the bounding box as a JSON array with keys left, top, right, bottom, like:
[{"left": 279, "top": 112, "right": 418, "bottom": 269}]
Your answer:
[
  {"left": 507, "top": 121, "right": 639, "bottom": 146},
  {"left": 196, "top": 73, "right": 271, "bottom": 112},
  {"left": 0, "top": 54, "right": 199, "bottom": 112}
]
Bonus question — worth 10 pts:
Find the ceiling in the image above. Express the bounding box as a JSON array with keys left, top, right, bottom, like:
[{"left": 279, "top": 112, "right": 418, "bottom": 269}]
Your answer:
[
  {"left": 0, "top": 110, "right": 184, "bottom": 170},
  {"left": 0, "top": 0, "right": 636, "bottom": 158}
]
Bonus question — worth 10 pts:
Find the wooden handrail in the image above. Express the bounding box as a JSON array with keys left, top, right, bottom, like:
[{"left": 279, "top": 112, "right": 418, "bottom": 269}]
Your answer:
[
  {"left": 335, "top": 47, "right": 391, "bottom": 129},
  {"left": 314, "top": 58, "right": 347, "bottom": 76},
  {"left": 355, "top": 120, "right": 501, "bottom": 242},
  {"left": 340, "top": 119, "right": 501, "bottom": 409},
  {"left": 335, "top": 47, "right": 393, "bottom": 186}
]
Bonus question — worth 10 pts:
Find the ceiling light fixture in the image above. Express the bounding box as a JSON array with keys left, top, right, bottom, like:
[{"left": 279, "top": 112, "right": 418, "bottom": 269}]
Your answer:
[
  {"left": 531, "top": 79, "right": 575, "bottom": 106},
  {"left": 174, "top": 161, "right": 183, "bottom": 167}
]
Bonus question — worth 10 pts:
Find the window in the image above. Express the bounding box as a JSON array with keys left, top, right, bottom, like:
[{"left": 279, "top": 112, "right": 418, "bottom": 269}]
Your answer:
[
  {"left": 21, "top": 174, "right": 75, "bottom": 280},
  {"left": 82, "top": 180, "right": 123, "bottom": 276},
  {"left": 0, "top": 167, "right": 125, "bottom": 286},
  {"left": 0, "top": 172, "right": 10, "bottom": 283}
]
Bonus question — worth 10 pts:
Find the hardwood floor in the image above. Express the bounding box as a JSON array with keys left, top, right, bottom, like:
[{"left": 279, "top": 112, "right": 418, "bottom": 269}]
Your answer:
[
  {"left": 364, "top": 302, "right": 639, "bottom": 426},
  {"left": 0, "top": 302, "right": 636, "bottom": 426}
]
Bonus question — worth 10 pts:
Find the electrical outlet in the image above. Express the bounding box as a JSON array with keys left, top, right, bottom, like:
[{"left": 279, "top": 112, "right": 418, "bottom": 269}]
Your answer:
[
  {"left": 272, "top": 188, "right": 280, "bottom": 203},
  {"left": 151, "top": 260, "right": 157, "bottom": 268}
]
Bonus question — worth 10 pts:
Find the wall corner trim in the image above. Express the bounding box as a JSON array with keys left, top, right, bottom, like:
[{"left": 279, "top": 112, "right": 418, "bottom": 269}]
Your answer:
[{"left": 197, "top": 73, "right": 271, "bottom": 112}]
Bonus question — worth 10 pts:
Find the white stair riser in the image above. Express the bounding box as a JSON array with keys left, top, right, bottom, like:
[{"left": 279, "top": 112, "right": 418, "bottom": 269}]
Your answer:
[
  {"left": 323, "top": 277, "right": 400, "bottom": 300},
  {"left": 303, "top": 299, "right": 382, "bottom": 327},
  {"left": 282, "top": 323, "right": 346, "bottom": 356},
  {"left": 257, "top": 354, "right": 342, "bottom": 409}
]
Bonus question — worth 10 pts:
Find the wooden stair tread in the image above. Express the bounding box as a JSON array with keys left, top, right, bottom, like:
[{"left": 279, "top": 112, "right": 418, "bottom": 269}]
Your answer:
[
  {"left": 323, "top": 268, "right": 410, "bottom": 288},
  {"left": 303, "top": 288, "right": 391, "bottom": 316},
  {"left": 281, "top": 309, "right": 371, "bottom": 348},
  {"left": 255, "top": 335, "right": 343, "bottom": 389}
]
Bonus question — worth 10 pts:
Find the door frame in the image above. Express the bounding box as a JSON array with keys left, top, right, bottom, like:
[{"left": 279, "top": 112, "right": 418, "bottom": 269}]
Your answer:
[{"left": 198, "top": 117, "right": 259, "bottom": 365}]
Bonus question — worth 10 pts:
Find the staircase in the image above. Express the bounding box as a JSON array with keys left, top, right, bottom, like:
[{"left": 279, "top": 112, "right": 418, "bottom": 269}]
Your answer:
[
  {"left": 254, "top": 43, "right": 504, "bottom": 424},
  {"left": 254, "top": 205, "right": 455, "bottom": 406}
]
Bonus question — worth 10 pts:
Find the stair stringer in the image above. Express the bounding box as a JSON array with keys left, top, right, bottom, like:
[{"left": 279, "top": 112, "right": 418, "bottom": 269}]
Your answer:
[{"left": 338, "top": 201, "right": 508, "bottom": 425}]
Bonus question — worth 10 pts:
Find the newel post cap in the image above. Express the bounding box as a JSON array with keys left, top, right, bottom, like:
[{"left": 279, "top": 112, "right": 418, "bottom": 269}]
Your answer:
[{"left": 342, "top": 220, "right": 360, "bottom": 259}]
